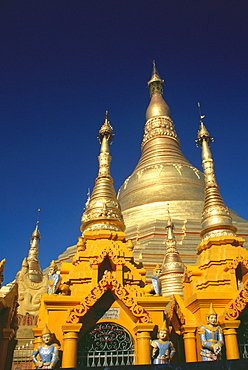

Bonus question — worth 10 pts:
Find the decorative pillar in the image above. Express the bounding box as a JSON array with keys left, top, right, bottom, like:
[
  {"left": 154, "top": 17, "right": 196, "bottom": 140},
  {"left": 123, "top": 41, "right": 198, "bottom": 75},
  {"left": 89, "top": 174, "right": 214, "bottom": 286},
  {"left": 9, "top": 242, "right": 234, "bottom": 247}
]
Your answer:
[
  {"left": 32, "top": 327, "right": 44, "bottom": 369},
  {"left": 0, "top": 328, "right": 15, "bottom": 370},
  {"left": 181, "top": 325, "right": 197, "bottom": 362},
  {"left": 62, "top": 323, "right": 82, "bottom": 368},
  {"left": 221, "top": 320, "right": 240, "bottom": 360},
  {"left": 133, "top": 323, "right": 154, "bottom": 365}
]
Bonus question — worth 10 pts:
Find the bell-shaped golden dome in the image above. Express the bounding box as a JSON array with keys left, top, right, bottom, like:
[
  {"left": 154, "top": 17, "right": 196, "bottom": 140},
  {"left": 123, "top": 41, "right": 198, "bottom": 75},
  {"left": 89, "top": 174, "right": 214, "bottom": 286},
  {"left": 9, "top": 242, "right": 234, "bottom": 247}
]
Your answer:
[{"left": 118, "top": 65, "right": 205, "bottom": 223}]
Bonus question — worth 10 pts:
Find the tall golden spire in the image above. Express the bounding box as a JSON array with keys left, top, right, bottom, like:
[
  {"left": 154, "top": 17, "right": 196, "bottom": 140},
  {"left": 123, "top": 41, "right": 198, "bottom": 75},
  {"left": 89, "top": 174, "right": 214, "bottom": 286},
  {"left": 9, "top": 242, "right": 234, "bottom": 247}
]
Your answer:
[
  {"left": 27, "top": 210, "right": 43, "bottom": 282},
  {"left": 160, "top": 212, "right": 184, "bottom": 298},
  {"left": 81, "top": 112, "right": 125, "bottom": 233},
  {"left": 196, "top": 104, "right": 236, "bottom": 240},
  {"left": 136, "top": 62, "right": 190, "bottom": 171},
  {"left": 118, "top": 64, "right": 205, "bottom": 228}
]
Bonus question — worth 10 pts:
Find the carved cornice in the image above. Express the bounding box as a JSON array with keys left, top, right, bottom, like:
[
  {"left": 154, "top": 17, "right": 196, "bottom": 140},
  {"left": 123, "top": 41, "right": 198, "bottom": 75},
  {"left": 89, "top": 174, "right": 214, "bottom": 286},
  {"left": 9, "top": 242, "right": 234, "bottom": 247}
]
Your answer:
[{"left": 66, "top": 272, "right": 151, "bottom": 324}]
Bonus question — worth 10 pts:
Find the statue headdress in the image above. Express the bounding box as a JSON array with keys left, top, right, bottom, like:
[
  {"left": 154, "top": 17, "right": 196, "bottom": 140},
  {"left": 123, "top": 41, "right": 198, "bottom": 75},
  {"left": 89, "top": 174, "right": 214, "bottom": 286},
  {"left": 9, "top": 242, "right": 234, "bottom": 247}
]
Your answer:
[
  {"left": 206, "top": 303, "right": 217, "bottom": 317},
  {"left": 49, "top": 260, "right": 58, "bottom": 272},
  {"left": 159, "top": 321, "right": 168, "bottom": 332},
  {"left": 42, "top": 324, "right": 51, "bottom": 336},
  {"left": 153, "top": 264, "right": 161, "bottom": 274}
]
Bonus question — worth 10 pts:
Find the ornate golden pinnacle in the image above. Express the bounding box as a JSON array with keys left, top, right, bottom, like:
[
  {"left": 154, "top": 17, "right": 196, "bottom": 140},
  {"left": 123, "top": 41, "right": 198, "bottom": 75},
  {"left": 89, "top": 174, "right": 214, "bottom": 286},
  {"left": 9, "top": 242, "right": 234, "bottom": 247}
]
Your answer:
[
  {"left": 97, "top": 111, "right": 114, "bottom": 143},
  {"left": 195, "top": 106, "right": 236, "bottom": 239},
  {"left": 81, "top": 113, "right": 125, "bottom": 233},
  {"left": 147, "top": 61, "right": 164, "bottom": 97},
  {"left": 31, "top": 209, "right": 41, "bottom": 239},
  {"left": 195, "top": 104, "right": 214, "bottom": 147}
]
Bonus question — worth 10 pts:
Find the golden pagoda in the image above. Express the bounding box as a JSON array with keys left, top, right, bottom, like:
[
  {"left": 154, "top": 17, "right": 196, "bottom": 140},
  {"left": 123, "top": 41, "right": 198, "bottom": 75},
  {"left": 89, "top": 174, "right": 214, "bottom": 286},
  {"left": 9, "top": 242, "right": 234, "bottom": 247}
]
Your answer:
[
  {"left": 56, "top": 65, "right": 248, "bottom": 279},
  {"left": 7, "top": 66, "right": 248, "bottom": 369}
]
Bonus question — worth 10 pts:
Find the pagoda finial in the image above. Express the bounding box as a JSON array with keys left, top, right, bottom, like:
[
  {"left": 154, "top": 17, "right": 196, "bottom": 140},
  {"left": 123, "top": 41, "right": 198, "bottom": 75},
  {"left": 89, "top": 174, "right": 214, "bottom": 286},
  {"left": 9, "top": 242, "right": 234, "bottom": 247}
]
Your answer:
[
  {"left": 32, "top": 209, "right": 41, "bottom": 238},
  {"left": 147, "top": 60, "right": 164, "bottom": 96},
  {"left": 196, "top": 104, "right": 236, "bottom": 240},
  {"left": 81, "top": 112, "right": 125, "bottom": 233},
  {"left": 27, "top": 210, "right": 43, "bottom": 282},
  {"left": 152, "top": 60, "right": 157, "bottom": 74},
  {"left": 197, "top": 102, "right": 206, "bottom": 122},
  {"left": 98, "top": 110, "right": 114, "bottom": 144}
]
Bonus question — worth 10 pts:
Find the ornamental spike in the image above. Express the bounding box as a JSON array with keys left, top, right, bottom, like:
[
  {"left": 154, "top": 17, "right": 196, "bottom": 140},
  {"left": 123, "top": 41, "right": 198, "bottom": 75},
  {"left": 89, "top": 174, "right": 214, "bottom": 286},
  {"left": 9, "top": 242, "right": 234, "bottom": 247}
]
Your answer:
[{"left": 196, "top": 104, "right": 236, "bottom": 241}]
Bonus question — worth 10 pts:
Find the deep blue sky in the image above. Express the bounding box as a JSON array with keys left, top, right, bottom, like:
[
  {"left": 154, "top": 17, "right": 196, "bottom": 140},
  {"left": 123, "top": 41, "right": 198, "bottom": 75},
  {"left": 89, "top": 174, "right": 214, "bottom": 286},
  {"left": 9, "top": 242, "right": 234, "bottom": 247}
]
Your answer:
[{"left": 1, "top": 1, "right": 248, "bottom": 284}]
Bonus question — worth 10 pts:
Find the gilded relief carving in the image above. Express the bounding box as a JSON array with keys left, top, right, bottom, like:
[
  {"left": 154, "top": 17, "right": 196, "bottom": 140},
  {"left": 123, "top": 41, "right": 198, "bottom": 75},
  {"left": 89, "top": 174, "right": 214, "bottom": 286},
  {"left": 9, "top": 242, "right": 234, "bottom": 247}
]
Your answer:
[
  {"left": 224, "top": 255, "right": 248, "bottom": 271},
  {"left": 89, "top": 246, "right": 125, "bottom": 266},
  {"left": 223, "top": 278, "right": 248, "bottom": 320},
  {"left": 142, "top": 116, "right": 178, "bottom": 146}
]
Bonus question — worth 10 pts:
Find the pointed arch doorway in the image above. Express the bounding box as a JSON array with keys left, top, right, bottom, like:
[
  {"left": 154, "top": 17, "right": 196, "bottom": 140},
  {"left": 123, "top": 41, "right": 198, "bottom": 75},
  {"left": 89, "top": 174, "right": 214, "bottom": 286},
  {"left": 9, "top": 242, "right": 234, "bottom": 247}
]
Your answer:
[{"left": 77, "top": 322, "right": 135, "bottom": 367}]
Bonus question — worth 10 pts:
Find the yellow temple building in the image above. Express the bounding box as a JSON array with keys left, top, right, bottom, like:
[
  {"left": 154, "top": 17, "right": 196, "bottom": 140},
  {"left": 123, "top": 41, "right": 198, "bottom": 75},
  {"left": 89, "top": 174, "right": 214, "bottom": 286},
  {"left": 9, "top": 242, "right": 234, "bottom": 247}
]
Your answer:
[{"left": 2, "top": 65, "right": 248, "bottom": 369}]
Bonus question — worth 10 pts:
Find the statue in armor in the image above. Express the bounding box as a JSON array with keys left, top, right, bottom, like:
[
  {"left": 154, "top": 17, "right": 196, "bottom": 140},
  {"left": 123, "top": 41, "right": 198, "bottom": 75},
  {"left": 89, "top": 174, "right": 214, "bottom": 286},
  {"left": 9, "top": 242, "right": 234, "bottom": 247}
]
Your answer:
[
  {"left": 47, "top": 260, "right": 61, "bottom": 294},
  {"left": 32, "top": 324, "right": 59, "bottom": 369},
  {"left": 151, "top": 264, "right": 162, "bottom": 295},
  {"left": 198, "top": 304, "right": 224, "bottom": 361},
  {"left": 151, "top": 321, "right": 175, "bottom": 364}
]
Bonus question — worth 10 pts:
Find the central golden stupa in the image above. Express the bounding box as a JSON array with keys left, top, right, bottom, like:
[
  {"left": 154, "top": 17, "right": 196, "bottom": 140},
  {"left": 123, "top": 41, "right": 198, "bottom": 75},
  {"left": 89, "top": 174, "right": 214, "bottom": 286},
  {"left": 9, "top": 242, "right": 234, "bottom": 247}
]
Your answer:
[{"left": 117, "top": 64, "right": 248, "bottom": 274}]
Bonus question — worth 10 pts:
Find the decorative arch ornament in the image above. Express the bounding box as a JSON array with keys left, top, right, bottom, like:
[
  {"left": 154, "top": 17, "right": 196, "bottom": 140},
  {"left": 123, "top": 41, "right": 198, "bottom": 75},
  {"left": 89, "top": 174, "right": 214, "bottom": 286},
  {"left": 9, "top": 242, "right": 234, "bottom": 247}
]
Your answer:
[
  {"left": 222, "top": 278, "right": 248, "bottom": 320},
  {"left": 66, "top": 271, "right": 151, "bottom": 324},
  {"left": 224, "top": 254, "right": 248, "bottom": 272},
  {"left": 89, "top": 245, "right": 125, "bottom": 266}
]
